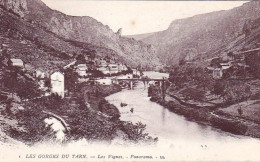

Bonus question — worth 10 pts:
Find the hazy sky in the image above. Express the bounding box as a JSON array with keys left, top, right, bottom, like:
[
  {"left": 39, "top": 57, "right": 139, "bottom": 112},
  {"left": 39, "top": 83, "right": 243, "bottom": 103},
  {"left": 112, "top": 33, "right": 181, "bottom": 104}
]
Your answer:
[{"left": 41, "top": 0, "right": 247, "bottom": 35}]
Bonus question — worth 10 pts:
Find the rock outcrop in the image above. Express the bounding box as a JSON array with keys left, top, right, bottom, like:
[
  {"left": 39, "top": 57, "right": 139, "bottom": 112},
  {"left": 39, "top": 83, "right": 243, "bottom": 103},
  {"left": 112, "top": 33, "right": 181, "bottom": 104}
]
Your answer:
[
  {"left": 141, "top": 1, "right": 260, "bottom": 66},
  {"left": 0, "top": 0, "right": 159, "bottom": 68},
  {"left": 0, "top": 0, "right": 27, "bottom": 18}
]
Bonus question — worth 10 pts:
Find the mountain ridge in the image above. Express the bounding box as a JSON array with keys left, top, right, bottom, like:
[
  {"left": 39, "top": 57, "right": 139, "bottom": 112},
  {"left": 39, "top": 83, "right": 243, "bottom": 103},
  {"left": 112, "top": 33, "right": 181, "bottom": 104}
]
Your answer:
[
  {"left": 0, "top": 0, "right": 159, "bottom": 69},
  {"left": 140, "top": 1, "right": 260, "bottom": 66}
]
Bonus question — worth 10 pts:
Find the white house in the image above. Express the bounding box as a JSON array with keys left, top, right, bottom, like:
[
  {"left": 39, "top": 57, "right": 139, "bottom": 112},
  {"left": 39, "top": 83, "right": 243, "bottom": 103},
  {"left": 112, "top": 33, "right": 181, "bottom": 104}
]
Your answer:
[
  {"left": 132, "top": 69, "right": 141, "bottom": 76},
  {"left": 108, "top": 64, "right": 119, "bottom": 74},
  {"left": 8, "top": 59, "right": 24, "bottom": 68},
  {"left": 78, "top": 78, "right": 89, "bottom": 83},
  {"left": 100, "top": 60, "right": 108, "bottom": 67},
  {"left": 118, "top": 64, "right": 123, "bottom": 72},
  {"left": 118, "top": 64, "right": 128, "bottom": 72},
  {"left": 38, "top": 80, "right": 47, "bottom": 90},
  {"left": 220, "top": 62, "right": 232, "bottom": 70},
  {"left": 75, "top": 64, "right": 88, "bottom": 77},
  {"left": 213, "top": 68, "right": 223, "bottom": 79},
  {"left": 50, "top": 72, "right": 65, "bottom": 98},
  {"left": 122, "top": 65, "right": 128, "bottom": 71}
]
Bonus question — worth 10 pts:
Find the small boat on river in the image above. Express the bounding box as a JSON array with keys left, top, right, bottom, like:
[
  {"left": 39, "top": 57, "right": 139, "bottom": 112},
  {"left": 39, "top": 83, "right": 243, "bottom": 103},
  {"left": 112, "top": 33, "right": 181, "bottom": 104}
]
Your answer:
[
  {"left": 120, "top": 102, "right": 127, "bottom": 107},
  {"left": 130, "top": 108, "right": 134, "bottom": 113}
]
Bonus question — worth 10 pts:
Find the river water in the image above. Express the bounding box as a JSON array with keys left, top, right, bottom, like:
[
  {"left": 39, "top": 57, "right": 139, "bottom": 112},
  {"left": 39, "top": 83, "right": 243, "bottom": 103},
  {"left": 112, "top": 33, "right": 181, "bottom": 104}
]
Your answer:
[
  {"left": 106, "top": 71, "right": 260, "bottom": 160},
  {"left": 2, "top": 72, "right": 260, "bottom": 161}
]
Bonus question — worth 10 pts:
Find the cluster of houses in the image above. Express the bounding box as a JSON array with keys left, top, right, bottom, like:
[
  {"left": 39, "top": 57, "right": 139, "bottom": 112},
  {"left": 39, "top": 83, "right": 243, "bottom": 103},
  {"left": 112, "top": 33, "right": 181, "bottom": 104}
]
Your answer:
[
  {"left": 97, "top": 59, "right": 128, "bottom": 75},
  {"left": 207, "top": 48, "right": 260, "bottom": 79},
  {"left": 5, "top": 58, "right": 65, "bottom": 98},
  {"left": 3, "top": 54, "right": 143, "bottom": 99}
]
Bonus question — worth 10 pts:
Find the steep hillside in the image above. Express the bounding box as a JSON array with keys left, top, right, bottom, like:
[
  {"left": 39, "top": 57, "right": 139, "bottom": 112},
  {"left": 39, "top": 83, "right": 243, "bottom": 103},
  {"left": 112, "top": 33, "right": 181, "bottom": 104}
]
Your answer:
[
  {"left": 141, "top": 1, "right": 260, "bottom": 66},
  {"left": 0, "top": 0, "right": 159, "bottom": 68},
  {"left": 0, "top": 5, "right": 118, "bottom": 72}
]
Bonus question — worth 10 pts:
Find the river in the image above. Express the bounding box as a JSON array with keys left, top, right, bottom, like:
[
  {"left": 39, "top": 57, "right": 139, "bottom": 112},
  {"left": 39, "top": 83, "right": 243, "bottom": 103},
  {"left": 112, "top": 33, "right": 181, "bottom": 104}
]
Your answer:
[
  {"left": 106, "top": 71, "right": 260, "bottom": 160},
  {"left": 2, "top": 72, "right": 260, "bottom": 161}
]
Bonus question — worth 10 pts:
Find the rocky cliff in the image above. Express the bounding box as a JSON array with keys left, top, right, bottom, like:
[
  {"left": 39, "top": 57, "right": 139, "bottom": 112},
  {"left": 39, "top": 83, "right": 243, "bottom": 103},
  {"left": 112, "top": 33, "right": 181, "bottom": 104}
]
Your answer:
[
  {"left": 0, "top": 0, "right": 27, "bottom": 18},
  {"left": 141, "top": 1, "right": 260, "bottom": 66},
  {"left": 0, "top": 0, "right": 159, "bottom": 68}
]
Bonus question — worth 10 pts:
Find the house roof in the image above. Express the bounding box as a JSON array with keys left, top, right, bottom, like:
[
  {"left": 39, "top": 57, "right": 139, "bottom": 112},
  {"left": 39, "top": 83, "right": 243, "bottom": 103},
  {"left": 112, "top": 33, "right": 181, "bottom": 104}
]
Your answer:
[
  {"left": 109, "top": 64, "right": 118, "bottom": 67},
  {"left": 51, "top": 71, "right": 64, "bottom": 76},
  {"left": 235, "top": 48, "right": 260, "bottom": 55},
  {"left": 10, "top": 59, "right": 23, "bottom": 64},
  {"left": 63, "top": 60, "right": 76, "bottom": 69},
  {"left": 220, "top": 63, "right": 230, "bottom": 66},
  {"left": 35, "top": 69, "right": 45, "bottom": 73},
  {"left": 98, "top": 67, "right": 109, "bottom": 71},
  {"left": 77, "top": 64, "right": 87, "bottom": 67}
]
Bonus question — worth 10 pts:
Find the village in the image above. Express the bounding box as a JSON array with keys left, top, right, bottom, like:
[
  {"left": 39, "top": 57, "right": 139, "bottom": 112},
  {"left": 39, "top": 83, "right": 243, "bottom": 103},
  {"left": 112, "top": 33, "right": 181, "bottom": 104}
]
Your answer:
[
  {"left": 207, "top": 48, "right": 260, "bottom": 80},
  {"left": 0, "top": 0, "right": 260, "bottom": 161},
  {"left": 0, "top": 45, "right": 144, "bottom": 100},
  {"left": 0, "top": 42, "right": 163, "bottom": 144}
]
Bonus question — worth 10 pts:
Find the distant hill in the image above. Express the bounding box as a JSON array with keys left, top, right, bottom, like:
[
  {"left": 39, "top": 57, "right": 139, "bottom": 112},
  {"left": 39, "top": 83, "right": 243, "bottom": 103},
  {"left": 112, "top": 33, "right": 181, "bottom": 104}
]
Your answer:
[
  {"left": 0, "top": 0, "right": 159, "bottom": 69},
  {"left": 141, "top": 1, "right": 260, "bottom": 66},
  {"left": 124, "top": 33, "right": 155, "bottom": 41}
]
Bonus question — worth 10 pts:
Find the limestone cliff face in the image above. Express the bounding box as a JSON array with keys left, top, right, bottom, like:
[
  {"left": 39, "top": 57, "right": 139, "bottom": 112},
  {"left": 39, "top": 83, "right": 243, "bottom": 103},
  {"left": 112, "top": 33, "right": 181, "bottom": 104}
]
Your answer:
[
  {"left": 0, "top": 0, "right": 159, "bottom": 68},
  {"left": 142, "top": 1, "right": 260, "bottom": 66},
  {"left": 0, "top": 0, "right": 27, "bottom": 17}
]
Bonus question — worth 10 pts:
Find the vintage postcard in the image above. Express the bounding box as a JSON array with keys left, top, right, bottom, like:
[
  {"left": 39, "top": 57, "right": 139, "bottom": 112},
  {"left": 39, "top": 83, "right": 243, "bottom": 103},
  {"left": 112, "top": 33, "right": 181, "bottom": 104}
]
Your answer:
[{"left": 0, "top": 0, "right": 260, "bottom": 161}]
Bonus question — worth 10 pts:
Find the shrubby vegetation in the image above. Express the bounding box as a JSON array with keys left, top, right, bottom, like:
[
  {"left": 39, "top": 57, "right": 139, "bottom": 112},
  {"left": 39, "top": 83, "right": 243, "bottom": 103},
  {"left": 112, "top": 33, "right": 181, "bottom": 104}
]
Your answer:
[
  {"left": 8, "top": 81, "right": 153, "bottom": 144},
  {"left": 169, "top": 65, "right": 214, "bottom": 91},
  {"left": 1, "top": 66, "right": 42, "bottom": 101},
  {"left": 166, "top": 63, "right": 254, "bottom": 107},
  {"left": 119, "top": 121, "right": 155, "bottom": 142},
  {"left": 10, "top": 108, "right": 56, "bottom": 145}
]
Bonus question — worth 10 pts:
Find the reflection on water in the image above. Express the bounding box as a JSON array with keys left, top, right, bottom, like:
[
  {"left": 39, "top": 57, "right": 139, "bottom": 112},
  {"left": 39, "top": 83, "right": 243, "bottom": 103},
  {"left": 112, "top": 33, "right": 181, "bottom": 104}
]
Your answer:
[
  {"left": 107, "top": 84, "right": 230, "bottom": 143},
  {"left": 162, "top": 107, "right": 166, "bottom": 125},
  {"left": 106, "top": 72, "right": 260, "bottom": 160}
]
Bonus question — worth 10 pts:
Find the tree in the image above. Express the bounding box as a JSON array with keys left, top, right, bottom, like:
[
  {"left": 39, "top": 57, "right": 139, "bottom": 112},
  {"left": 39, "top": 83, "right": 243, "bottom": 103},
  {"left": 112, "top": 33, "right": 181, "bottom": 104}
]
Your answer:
[
  {"left": 76, "top": 54, "right": 85, "bottom": 62},
  {"left": 120, "top": 121, "right": 152, "bottom": 142},
  {"left": 34, "top": 36, "right": 41, "bottom": 48},
  {"left": 245, "top": 53, "right": 260, "bottom": 78},
  {"left": 237, "top": 106, "right": 243, "bottom": 116},
  {"left": 2, "top": 49, "right": 9, "bottom": 59},
  {"left": 227, "top": 51, "right": 234, "bottom": 58},
  {"left": 64, "top": 68, "right": 78, "bottom": 93},
  {"left": 4, "top": 98, "right": 13, "bottom": 115},
  {"left": 242, "top": 19, "right": 252, "bottom": 39},
  {"left": 179, "top": 58, "right": 185, "bottom": 66},
  {"left": 3, "top": 67, "right": 19, "bottom": 96},
  {"left": 210, "top": 58, "right": 221, "bottom": 68},
  {"left": 223, "top": 81, "right": 252, "bottom": 104},
  {"left": 44, "top": 78, "right": 51, "bottom": 91},
  {"left": 88, "top": 50, "right": 96, "bottom": 61},
  {"left": 16, "top": 79, "right": 41, "bottom": 101},
  {"left": 90, "top": 69, "right": 104, "bottom": 78},
  {"left": 212, "top": 80, "right": 225, "bottom": 99}
]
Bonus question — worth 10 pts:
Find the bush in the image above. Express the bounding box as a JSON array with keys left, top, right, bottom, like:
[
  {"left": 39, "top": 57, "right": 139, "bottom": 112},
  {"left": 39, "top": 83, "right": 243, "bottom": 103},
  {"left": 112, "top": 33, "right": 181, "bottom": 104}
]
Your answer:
[
  {"left": 120, "top": 121, "right": 154, "bottom": 142},
  {"left": 11, "top": 109, "right": 56, "bottom": 144}
]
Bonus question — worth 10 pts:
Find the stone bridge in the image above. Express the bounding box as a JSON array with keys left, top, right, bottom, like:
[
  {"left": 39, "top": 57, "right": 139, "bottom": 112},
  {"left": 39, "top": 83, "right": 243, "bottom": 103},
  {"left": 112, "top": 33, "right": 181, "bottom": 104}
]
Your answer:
[{"left": 112, "top": 77, "right": 168, "bottom": 100}]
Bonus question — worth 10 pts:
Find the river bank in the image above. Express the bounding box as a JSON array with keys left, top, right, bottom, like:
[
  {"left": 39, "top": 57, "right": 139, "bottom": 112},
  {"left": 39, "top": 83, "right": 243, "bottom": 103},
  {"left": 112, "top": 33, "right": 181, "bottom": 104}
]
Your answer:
[
  {"left": 0, "top": 82, "right": 155, "bottom": 145},
  {"left": 149, "top": 92, "right": 260, "bottom": 139}
]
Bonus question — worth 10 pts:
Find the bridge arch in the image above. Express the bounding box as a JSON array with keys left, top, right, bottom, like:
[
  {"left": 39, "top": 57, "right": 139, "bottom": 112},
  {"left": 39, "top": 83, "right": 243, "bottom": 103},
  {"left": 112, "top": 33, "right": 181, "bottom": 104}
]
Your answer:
[{"left": 42, "top": 111, "right": 70, "bottom": 133}]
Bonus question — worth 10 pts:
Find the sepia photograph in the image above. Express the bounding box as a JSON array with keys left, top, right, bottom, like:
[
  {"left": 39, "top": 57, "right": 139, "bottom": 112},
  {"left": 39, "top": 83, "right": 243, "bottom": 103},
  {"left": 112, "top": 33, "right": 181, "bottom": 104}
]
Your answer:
[{"left": 0, "top": 0, "right": 260, "bottom": 161}]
